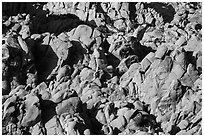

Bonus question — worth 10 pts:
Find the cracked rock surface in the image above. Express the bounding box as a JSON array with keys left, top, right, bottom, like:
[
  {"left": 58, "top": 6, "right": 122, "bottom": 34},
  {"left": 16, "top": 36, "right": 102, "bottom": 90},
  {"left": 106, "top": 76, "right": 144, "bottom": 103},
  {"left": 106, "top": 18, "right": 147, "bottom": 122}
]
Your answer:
[{"left": 2, "top": 2, "right": 202, "bottom": 135}]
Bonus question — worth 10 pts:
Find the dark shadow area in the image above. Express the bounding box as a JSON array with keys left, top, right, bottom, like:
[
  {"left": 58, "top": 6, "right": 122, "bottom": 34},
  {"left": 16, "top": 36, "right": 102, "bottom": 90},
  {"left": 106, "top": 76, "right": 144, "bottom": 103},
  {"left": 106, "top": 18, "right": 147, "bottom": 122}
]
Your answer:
[
  {"left": 185, "top": 51, "right": 197, "bottom": 67},
  {"left": 129, "top": 2, "right": 138, "bottom": 21},
  {"left": 145, "top": 2, "right": 176, "bottom": 24},
  {"left": 31, "top": 13, "right": 83, "bottom": 35},
  {"left": 113, "top": 127, "right": 121, "bottom": 135},
  {"left": 33, "top": 40, "right": 58, "bottom": 83},
  {"left": 136, "top": 24, "right": 150, "bottom": 42},
  {"left": 106, "top": 53, "right": 120, "bottom": 68},
  {"left": 83, "top": 103, "right": 104, "bottom": 135},
  {"left": 90, "top": 118, "right": 103, "bottom": 134},
  {"left": 2, "top": 2, "right": 94, "bottom": 36},
  {"left": 134, "top": 41, "right": 155, "bottom": 62},
  {"left": 168, "top": 125, "right": 181, "bottom": 135},
  {"left": 39, "top": 99, "right": 57, "bottom": 126},
  {"left": 2, "top": 2, "right": 36, "bottom": 16},
  {"left": 69, "top": 41, "right": 87, "bottom": 67}
]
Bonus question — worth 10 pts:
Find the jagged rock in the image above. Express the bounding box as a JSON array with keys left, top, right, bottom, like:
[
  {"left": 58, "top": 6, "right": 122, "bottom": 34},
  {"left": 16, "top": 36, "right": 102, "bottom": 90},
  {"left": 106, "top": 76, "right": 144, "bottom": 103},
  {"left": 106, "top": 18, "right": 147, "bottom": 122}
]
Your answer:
[
  {"left": 21, "top": 94, "right": 41, "bottom": 127},
  {"left": 2, "top": 95, "right": 17, "bottom": 126},
  {"left": 140, "top": 57, "right": 152, "bottom": 73},
  {"left": 56, "top": 97, "right": 81, "bottom": 115},
  {"left": 51, "top": 89, "right": 77, "bottom": 103},
  {"left": 181, "top": 64, "right": 199, "bottom": 87},
  {"left": 185, "top": 34, "right": 202, "bottom": 53},
  {"left": 117, "top": 55, "right": 139, "bottom": 74},
  {"left": 19, "top": 25, "right": 30, "bottom": 39},
  {"left": 89, "top": 47, "right": 108, "bottom": 71},
  {"left": 114, "top": 19, "right": 127, "bottom": 31},
  {"left": 31, "top": 122, "right": 43, "bottom": 135},
  {"left": 56, "top": 65, "right": 72, "bottom": 81},
  {"left": 117, "top": 107, "right": 129, "bottom": 116},
  {"left": 193, "top": 78, "right": 202, "bottom": 91},
  {"left": 120, "top": 63, "right": 139, "bottom": 88},
  {"left": 123, "top": 109, "right": 135, "bottom": 122},
  {"left": 196, "top": 55, "right": 202, "bottom": 72},
  {"left": 1, "top": 2, "right": 202, "bottom": 135},
  {"left": 79, "top": 67, "right": 95, "bottom": 81},
  {"left": 26, "top": 72, "right": 38, "bottom": 89},
  {"left": 69, "top": 24, "right": 102, "bottom": 49},
  {"left": 50, "top": 36, "right": 73, "bottom": 60},
  {"left": 96, "top": 109, "right": 107, "bottom": 125},
  {"left": 177, "top": 120, "right": 189, "bottom": 130},
  {"left": 110, "top": 115, "right": 127, "bottom": 132},
  {"left": 44, "top": 115, "right": 64, "bottom": 135},
  {"left": 11, "top": 23, "right": 21, "bottom": 32},
  {"left": 155, "top": 44, "right": 168, "bottom": 59},
  {"left": 119, "top": 3, "right": 129, "bottom": 19}
]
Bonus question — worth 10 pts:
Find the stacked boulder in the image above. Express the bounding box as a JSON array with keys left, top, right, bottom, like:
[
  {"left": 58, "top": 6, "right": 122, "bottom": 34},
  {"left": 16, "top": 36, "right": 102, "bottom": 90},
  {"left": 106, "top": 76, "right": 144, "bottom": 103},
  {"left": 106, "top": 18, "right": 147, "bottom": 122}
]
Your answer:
[{"left": 2, "top": 2, "right": 202, "bottom": 135}]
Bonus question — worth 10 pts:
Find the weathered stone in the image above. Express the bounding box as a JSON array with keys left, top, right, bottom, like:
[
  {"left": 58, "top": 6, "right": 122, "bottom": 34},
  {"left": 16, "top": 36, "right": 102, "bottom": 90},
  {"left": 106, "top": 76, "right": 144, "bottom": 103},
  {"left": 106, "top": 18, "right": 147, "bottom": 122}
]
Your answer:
[
  {"left": 51, "top": 89, "right": 77, "bottom": 103},
  {"left": 110, "top": 115, "right": 127, "bottom": 131},
  {"left": 44, "top": 115, "right": 64, "bottom": 135},
  {"left": 196, "top": 55, "right": 202, "bottom": 71},
  {"left": 89, "top": 47, "right": 107, "bottom": 71},
  {"left": 171, "top": 63, "right": 185, "bottom": 79},
  {"left": 120, "top": 63, "right": 139, "bottom": 88},
  {"left": 79, "top": 67, "right": 95, "bottom": 82},
  {"left": 70, "top": 25, "right": 101, "bottom": 48},
  {"left": 56, "top": 97, "right": 81, "bottom": 115},
  {"left": 181, "top": 64, "right": 199, "bottom": 87},
  {"left": 117, "top": 55, "right": 139, "bottom": 74},
  {"left": 56, "top": 65, "right": 71, "bottom": 81},
  {"left": 175, "top": 36, "right": 186, "bottom": 47},
  {"left": 31, "top": 122, "right": 44, "bottom": 135},
  {"left": 19, "top": 25, "right": 30, "bottom": 39},
  {"left": 123, "top": 109, "right": 135, "bottom": 122},
  {"left": 50, "top": 36, "right": 73, "bottom": 60},
  {"left": 31, "top": 34, "right": 42, "bottom": 40},
  {"left": 140, "top": 58, "right": 151, "bottom": 73},
  {"left": 21, "top": 94, "right": 41, "bottom": 127},
  {"left": 155, "top": 45, "right": 168, "bottom": 59},
  {"left": 117, "top": 107, "right": 129, "bottom": 116},
  {"left": 2, "top": 2, "right": 202, "bottom": 135},
  {"left": 114, "top": 19, "right": 126, "bottom": 31},
  {"left": 177, "top": 120, "right": 189, "bottom": 130},
  {"left": 11, "top": 23, "right": 21, "bottom": 32},
  {"left": 2, "top": 96, "right": 17, "bottom": 126},
  {"left": 96, "top": 109, "right": 107, "bottom": 125}
]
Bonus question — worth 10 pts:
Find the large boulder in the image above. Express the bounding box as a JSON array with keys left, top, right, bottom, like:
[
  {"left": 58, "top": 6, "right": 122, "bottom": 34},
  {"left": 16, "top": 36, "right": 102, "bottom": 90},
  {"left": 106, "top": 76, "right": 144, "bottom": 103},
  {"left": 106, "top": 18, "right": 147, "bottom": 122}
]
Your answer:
[
  {"left": 21, "top": 94, "right": 41, "bottom": 127},
  {"left": 56, "top": 97, "right": 81, "bottom": 116}
]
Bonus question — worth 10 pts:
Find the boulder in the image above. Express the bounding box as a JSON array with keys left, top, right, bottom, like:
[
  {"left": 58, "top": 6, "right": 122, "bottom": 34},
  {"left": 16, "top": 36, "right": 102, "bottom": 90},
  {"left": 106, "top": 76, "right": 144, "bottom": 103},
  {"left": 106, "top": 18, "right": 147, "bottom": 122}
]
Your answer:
[
  {"left": 50, "top": 36, "right": 73, "bottom": 60},
  {"left": 79, "top": 67, "right": 95, "bottom": 81},
  {"left": 155, "top": 44, "right": 168, "bottom": 59},
  {"left": 44, "top": 115, "right": 64, "bottom": 135},
  {"left": 177, "top": 120, "right": 189, "bottom": 130},
  {"left": 120, "top": 63, "right": 140, "bottom": 88},
  {"left": 2, "top": 95, "right": 17, "bottom": 126},
  {"left": 56, "top": 97, "right": 81, "bottom": 115},
  {"left": 110, "top": 115, "right": 127, "bottom": 131},
  {"left": 21, "top": 94, "right": 41, "bottom": 127},
  {"left": 51, "top": 89, "right": 77, "bottom": 104}
]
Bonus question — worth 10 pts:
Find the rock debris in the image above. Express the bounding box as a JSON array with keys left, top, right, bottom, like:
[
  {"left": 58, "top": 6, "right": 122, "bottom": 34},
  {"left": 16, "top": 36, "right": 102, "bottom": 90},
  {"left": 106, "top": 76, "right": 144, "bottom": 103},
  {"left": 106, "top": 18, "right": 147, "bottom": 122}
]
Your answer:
[{"left": 2, "top": 2, "right": 202, "bottom": 135}]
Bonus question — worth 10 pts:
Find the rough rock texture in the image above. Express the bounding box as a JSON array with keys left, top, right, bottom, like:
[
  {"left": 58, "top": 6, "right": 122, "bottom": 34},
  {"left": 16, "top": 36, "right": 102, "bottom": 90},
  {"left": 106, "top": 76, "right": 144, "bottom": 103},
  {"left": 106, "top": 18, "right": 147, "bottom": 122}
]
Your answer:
[{"left": 2, "top": 2, "right": 202, "bottom": 135}]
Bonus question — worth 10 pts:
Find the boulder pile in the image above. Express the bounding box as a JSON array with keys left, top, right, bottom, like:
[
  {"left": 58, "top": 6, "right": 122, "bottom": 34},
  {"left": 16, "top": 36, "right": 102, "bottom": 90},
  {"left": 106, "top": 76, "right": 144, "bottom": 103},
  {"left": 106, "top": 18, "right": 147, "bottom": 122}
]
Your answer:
[{"left": 2, "top": 2, "right": 202, "bottom": 135}]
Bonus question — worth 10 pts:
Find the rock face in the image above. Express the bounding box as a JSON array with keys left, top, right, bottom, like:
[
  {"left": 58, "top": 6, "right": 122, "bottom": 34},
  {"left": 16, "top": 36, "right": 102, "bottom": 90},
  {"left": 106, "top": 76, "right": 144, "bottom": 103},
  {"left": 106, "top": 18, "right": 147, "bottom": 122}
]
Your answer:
[{"left": 2, "top": 2, "right": 202, "bottom": 135}]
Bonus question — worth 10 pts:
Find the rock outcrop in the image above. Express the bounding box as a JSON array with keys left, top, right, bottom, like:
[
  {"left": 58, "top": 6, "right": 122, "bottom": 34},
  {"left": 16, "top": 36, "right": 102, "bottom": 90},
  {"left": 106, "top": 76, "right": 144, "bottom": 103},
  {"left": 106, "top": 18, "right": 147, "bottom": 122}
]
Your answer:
[{"left": 2, "top": 2, "right": 202, "bottom": 135}]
